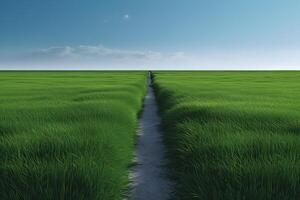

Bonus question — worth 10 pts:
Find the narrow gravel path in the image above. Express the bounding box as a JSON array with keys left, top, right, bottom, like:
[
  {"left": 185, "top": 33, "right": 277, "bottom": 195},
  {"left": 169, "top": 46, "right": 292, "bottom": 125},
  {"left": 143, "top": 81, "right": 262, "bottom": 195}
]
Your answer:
[{"left": 129, "top": 72, "right": 173, "bottom": 200}]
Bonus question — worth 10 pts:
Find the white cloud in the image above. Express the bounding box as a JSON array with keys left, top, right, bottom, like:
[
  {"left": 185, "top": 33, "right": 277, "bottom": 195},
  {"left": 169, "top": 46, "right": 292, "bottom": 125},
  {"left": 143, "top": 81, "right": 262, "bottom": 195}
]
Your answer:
[
  {"left": 2, "top": 44, "right": 189, "bottom": 69},
  {"left": 33, "top": 45, "right": 169, "bottom": 61},
  {"left": 123, "top": 14, "right": 130, "bottom": 20}
]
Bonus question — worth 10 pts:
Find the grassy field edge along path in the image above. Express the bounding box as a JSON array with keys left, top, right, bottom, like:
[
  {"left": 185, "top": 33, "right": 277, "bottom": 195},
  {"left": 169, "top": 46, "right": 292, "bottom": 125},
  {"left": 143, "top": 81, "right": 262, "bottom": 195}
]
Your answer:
[
  {"left": 152, "top": 71, "right": 300, "bottom": 200},
  {"left": 0, "top": 71, "right": 147, "bottom": 200}
]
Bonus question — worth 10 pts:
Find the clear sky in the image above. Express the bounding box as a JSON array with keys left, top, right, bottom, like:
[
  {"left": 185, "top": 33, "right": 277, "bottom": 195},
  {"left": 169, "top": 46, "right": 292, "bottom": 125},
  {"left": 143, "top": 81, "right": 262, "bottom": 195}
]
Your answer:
[{"left": 1, "top": 0, "right": 300, "bottom": 69}]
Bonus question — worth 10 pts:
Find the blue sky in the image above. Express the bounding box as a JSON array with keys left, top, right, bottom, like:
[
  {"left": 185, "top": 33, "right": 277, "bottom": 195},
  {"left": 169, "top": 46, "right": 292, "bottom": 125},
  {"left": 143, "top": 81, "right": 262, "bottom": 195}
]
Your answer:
[{"left": 1, "top": 0, "right": 300, "bottom": 69}]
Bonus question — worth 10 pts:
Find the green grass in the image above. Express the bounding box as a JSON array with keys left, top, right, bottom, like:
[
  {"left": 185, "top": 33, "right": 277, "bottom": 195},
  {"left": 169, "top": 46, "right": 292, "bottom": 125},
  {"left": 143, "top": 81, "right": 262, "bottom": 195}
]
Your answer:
[
  {"left": 153, "top": 71, "right": 300, "bottom": 200},
  {"left": 0, "top": 71, "right": 147, "bottom": 200}
]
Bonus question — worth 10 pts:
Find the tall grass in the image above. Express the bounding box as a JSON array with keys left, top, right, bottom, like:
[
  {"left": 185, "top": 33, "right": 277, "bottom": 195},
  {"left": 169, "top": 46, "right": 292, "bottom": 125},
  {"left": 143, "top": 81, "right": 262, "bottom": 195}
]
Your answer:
[
  {"left": 0, "top": 71, "right": 147, "bottom": 200},
  {"left": 153, "top": 71, "right": 300, "bottom": 200}
]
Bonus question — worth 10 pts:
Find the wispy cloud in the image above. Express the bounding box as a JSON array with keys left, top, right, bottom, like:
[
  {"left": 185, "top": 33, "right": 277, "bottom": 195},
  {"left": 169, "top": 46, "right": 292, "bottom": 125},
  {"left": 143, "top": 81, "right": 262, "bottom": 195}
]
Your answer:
[
  {"left": 123, "top": 14, "right": 130, "bottom": 20},
  {"left": 1, "top": 44, "right": 189, "bottom": 69},
  {"left": 31, "top": 45, "right": 183, "bottom": 61}
]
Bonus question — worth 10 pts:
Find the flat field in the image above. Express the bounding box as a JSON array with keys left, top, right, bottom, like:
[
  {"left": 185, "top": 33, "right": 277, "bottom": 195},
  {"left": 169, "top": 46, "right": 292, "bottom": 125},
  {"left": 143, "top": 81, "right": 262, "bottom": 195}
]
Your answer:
[
  {"left": 153, "top": 71, "right": 300, "bottom": 200},
  {"left": 0, "top": 71, "right": 146, "bottom": 199}
]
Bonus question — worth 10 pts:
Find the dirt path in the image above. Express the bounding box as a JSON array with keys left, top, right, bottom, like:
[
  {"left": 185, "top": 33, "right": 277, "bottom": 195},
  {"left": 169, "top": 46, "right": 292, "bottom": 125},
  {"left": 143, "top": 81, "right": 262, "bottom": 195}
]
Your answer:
[{"left": 129, "top": 72, "right": 173, "bottom": 200}]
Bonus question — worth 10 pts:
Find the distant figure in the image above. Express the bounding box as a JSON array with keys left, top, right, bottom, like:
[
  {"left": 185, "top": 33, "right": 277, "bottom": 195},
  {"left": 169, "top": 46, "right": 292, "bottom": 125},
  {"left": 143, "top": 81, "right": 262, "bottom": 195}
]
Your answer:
[{"left": 148, "top": 71, "right": 153, "bottom": 86}]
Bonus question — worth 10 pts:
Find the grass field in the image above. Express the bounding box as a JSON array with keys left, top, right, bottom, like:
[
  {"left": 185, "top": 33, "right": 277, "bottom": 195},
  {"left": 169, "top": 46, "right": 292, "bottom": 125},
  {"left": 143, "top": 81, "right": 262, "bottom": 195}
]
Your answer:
[
  {"left": 0, "top": 71, "right": 146, "bottom": 200},
  {"left": 153, "top": 71, "right": 300, "bottom": 200}
]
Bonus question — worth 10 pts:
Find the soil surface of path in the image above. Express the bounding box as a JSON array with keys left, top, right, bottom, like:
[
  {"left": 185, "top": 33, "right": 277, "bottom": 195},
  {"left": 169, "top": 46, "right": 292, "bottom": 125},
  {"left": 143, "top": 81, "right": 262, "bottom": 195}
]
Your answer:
[{"left": 129, "top": 72, "right": 173, "bottom": 200}]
